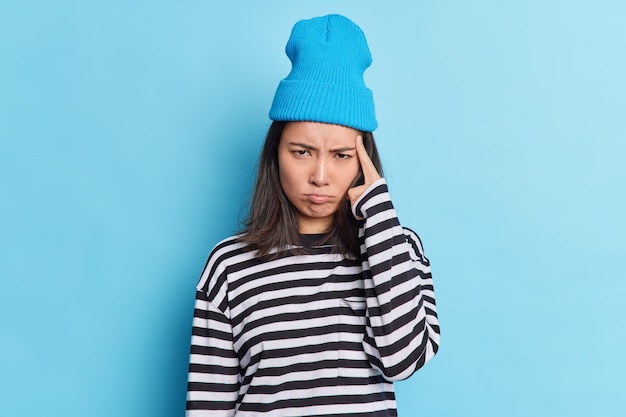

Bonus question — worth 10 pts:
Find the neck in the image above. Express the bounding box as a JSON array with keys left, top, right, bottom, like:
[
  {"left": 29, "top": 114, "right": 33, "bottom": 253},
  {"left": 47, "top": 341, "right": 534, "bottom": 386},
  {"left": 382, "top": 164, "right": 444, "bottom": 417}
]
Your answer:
[{"left": 298, "top": 217, "right": 331, "bottom": 234}]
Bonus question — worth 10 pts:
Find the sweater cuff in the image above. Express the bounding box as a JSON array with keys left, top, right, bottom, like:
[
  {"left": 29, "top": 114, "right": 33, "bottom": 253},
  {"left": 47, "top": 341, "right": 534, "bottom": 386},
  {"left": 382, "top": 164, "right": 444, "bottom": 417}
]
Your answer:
[{"left": 351, "top": 178, "right": 389, "bottom": 219}]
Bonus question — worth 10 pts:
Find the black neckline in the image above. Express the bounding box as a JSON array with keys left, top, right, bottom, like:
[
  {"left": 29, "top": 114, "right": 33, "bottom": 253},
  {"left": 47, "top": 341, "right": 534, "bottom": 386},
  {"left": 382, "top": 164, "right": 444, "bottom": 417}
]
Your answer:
[{"left": 298, "top": 233, "right": 330, "bottom": 248}]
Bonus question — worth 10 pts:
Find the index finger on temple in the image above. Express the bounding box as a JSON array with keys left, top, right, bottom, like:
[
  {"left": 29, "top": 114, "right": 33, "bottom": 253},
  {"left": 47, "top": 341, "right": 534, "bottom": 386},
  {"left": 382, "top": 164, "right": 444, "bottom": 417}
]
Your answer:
[{"left": 355, "top": 135, "right": 380, "bottom": 182}]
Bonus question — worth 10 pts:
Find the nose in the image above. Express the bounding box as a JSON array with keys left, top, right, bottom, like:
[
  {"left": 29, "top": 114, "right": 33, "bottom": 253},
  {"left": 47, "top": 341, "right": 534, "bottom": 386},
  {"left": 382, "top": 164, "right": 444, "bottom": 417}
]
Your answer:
[{"left": 309, "top": 158, "right": 329, "bottom": 186}]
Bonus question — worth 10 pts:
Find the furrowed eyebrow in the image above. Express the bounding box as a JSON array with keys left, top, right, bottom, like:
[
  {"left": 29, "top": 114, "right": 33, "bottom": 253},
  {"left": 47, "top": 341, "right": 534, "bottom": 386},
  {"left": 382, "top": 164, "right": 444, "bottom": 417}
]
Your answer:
[
  {"left": 288, "top": 142, "right": 316, "bottom": 150},
  {"left": 287, "top": 142, "right": 356, "bottom": 153},
  {"left": 330, "top": 146, "right": 356, "bottom": 153}
]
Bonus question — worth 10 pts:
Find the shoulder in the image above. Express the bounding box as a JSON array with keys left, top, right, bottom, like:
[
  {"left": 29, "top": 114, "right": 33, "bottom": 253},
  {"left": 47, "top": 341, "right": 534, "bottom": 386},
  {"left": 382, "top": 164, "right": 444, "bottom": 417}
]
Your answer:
[
  {"left": 210, "top": 233, "right": 248, "bottom": 256},
  {"left": 196, "top": 234, "right": 255, "bottom": 290}
]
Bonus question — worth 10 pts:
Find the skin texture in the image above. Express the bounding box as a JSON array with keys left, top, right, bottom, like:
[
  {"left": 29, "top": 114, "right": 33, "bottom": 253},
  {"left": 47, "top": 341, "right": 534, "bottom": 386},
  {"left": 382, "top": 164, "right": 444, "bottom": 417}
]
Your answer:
[{"left": 278, "top": 121, "right": 381, "bottom": 233}]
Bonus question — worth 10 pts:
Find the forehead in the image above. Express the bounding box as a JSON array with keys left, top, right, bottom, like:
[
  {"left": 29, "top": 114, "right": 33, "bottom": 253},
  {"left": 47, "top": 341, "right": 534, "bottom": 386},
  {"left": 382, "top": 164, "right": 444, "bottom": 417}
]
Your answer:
[{"left": 281, "top": 122, "right": 359, "bottom": 146}]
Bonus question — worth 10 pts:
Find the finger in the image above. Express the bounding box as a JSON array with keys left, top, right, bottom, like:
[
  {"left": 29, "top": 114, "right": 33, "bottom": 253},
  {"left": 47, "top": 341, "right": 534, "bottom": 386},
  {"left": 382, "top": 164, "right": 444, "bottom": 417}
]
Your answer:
[{"left": 355, "top": 135, "right": 380, "bottom": 184}]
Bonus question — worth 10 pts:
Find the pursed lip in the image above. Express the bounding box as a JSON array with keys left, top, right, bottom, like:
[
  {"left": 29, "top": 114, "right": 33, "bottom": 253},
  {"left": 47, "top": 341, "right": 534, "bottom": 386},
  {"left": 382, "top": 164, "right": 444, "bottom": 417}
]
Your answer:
[{"left": 305, "top": 193, "right": 332, "bottom": 204}]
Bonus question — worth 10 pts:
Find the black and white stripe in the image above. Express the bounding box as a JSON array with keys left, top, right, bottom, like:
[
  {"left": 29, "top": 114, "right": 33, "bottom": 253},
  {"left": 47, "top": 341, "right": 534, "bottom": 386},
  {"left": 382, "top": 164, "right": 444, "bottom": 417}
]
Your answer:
[{"left": 186, "top": 178, "right": 439, "bottom": 416}]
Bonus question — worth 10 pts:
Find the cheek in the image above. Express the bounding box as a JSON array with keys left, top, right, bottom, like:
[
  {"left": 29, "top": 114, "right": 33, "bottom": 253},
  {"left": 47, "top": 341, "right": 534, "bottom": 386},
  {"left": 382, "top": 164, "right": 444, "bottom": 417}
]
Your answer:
[
  {"left": 278, "top": 158, "right": 298, "bottom": 196},
  {"left": 339, "top": 163, "right": 360, "bottom": 191},
  {"left": 278, "top": 163, "right": 288, "bottom": 191}
]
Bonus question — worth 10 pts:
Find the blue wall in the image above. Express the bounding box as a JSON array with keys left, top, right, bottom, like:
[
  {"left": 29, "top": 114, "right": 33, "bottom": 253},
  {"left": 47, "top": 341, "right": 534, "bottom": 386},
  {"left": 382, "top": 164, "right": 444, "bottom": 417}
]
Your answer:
[{"left": 1, "top": 1, "right": 624, "bottom": 416}]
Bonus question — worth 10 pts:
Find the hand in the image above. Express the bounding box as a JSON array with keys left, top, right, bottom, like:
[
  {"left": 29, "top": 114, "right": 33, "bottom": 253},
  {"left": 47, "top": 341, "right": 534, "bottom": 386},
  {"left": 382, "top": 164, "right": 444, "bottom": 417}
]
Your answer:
[{"left": 347, "top": 135, "right": 381, "bottom": 209}]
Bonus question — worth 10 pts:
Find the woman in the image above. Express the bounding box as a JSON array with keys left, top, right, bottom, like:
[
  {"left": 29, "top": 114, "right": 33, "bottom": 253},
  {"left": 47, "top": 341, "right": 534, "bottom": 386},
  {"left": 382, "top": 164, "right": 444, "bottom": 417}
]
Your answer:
[{"left": 186, "top": 14, "right": 440, "bottom": 417}]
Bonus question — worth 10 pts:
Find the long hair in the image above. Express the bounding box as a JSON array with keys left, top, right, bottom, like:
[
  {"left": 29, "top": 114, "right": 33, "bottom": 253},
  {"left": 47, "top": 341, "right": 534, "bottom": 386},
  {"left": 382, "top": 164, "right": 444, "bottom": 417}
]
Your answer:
[{"left": 240, "top": 121, "right": 384, "bottom": 258}]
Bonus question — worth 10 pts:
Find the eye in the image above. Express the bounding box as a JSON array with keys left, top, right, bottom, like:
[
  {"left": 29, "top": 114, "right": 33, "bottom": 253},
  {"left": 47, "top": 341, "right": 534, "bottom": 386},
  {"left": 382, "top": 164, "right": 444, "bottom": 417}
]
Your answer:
[
  {"left": 335, "top": 153, "right": 352, "bottom": 160},
  {"left": 292, "top": 149, "right": 310, "bottom": 157}
]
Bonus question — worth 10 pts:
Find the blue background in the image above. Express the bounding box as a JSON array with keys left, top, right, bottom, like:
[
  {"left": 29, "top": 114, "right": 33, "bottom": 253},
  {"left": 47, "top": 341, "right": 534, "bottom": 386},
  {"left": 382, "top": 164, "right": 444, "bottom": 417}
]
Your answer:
[{"left": 1, "top": 1, "right": 625, "bottom": 416}]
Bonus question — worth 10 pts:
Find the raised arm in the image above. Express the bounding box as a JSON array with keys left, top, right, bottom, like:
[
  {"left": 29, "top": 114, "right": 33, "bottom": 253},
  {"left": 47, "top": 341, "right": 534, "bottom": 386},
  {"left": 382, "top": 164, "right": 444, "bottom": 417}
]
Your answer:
[{"left": 349, "top": 136, "right": 440, "bottom": 381}]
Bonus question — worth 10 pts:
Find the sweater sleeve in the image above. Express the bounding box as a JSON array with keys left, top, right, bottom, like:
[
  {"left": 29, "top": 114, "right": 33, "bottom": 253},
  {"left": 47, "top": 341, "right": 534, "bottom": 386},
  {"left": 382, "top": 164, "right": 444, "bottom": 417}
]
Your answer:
[
  {"left": 352, "top": 178, "right": 440, "bottom": 381},
  {"left": 186, "top": 251, "right": 240, "bottom": 416}
]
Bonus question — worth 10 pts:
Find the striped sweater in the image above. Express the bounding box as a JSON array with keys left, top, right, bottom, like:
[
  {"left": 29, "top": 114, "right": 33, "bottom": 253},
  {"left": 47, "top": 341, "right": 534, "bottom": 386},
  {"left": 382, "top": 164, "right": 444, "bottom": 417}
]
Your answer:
[{"left": 186, "top": 179, "right": 440, "bottom": 416}]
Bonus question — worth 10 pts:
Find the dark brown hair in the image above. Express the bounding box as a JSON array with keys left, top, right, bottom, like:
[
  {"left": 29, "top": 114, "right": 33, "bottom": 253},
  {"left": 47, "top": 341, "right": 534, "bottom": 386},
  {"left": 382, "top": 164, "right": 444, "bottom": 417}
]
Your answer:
[{"left": 239, "top": 121, "right": 384, "bottom": 258}]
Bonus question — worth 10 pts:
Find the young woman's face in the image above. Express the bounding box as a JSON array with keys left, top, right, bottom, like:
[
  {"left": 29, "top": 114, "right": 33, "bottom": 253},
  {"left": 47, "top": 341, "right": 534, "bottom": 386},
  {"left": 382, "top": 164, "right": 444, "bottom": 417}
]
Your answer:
[{"left": 278, "top": 121, "right": 361, "bottom": 234}]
